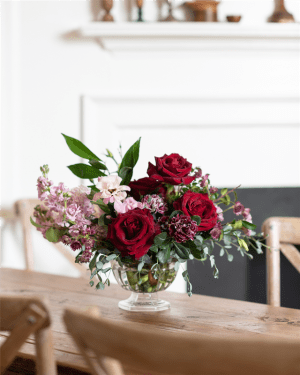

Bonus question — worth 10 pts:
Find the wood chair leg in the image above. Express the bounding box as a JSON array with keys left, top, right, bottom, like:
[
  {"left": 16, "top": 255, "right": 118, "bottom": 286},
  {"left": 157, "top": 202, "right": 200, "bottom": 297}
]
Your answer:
[
  {"left": 266, "top": 220, "right": 281, "bottom": 307},
  {"left": 0, "top": 304, "right": 46, "bottom": 373},
  {"left": 35, "top": 327, "right": 57, "bottom": 375}
]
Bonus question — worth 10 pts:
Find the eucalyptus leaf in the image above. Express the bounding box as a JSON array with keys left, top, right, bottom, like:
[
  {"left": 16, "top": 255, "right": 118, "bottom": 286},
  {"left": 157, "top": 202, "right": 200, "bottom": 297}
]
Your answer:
[
  {"left": 138, "top": 262, "right": 145, "bottom": 272},
  {"left": 62, "top": 133, "right": 101, "bottom": 161},
  {"left": 154, "top": 232, "right": 168, "bottom": 246},
  {"left": 106, "top": 254, "right": 117, "bottom": 262},
  {"left": 89, "top": 252, "right": 98, "bottom": 271}
]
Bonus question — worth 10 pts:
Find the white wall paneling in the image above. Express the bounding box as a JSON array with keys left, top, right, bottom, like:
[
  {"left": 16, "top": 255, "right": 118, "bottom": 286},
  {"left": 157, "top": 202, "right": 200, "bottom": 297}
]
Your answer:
[{"left": 1, "top": 1, "right": 299, "bottom": 292}]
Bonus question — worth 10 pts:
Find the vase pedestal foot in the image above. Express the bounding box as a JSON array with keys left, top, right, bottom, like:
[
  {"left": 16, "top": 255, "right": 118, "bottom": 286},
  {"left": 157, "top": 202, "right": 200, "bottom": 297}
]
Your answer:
[{"left": 118, "top": 292, "right": 170, "bottom": 312}]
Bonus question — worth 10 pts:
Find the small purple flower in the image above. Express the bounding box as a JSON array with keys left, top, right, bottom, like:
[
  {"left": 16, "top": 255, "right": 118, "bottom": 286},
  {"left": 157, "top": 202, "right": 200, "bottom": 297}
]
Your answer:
[
  {"left": 200, "top": 174, "right": 209, "bottom": 188},
  {"left": 194, "top": 169, "right": 202, "bottom": 178},
  {"left": 233, "top": 201, "right": 244, "bottom": 216},
  {"left": 214, "top": 204, "right": 224, "bottom": 222},
  {"left": 142, "top": 194, "right": 167, "bottom": 215},
  {"left": 210, "top": 222, "right": 222, "bottom": 240},
  {"left": 70, "top": 240, "right": 82, "bottom": 251},
  {"left": 61, "top": 235, "right": 71, "bottom": 245},
  {"left": 169, "top": 214, "right": 198, "bottom": 243},
  {"left": 210, "top": 186, "right": 218, "bottom": 194},
  {"left": 242, "top": 228, "right": 252, "bottom": 236},
  {"left": 77, "top": 250, "right": 92, "bottom": 263},
  {"left": 242, "top": 208, "right": 252, "bottom": 223}
]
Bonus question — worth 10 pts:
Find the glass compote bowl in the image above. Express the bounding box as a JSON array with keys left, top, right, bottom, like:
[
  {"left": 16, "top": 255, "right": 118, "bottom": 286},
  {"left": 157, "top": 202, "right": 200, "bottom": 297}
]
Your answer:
[{"left": 111, "top": 260, "right": 178, "bottom": 312}]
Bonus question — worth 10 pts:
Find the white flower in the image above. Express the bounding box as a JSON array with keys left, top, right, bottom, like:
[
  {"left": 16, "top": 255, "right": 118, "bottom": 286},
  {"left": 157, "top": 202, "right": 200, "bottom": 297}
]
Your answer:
[{"left": 95, "top": 175, "right": 130, "bottom": 204}]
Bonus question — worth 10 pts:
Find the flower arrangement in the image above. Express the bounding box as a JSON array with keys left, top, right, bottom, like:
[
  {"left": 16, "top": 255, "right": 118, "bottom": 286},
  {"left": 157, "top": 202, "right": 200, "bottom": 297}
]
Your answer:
[{"left": 31, "top": 135, "right": 264, "bottom": 297}]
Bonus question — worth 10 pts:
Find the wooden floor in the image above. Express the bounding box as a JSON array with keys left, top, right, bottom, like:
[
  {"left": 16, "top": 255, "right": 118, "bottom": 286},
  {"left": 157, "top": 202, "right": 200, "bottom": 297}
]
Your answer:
[{"left": 4, "top": 357, "right": 91, "bottom": 375}]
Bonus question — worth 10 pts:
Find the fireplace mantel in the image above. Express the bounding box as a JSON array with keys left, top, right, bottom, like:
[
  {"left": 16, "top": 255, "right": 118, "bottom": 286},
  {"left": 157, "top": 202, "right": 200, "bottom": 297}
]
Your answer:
[{"left": 79, "top": 23, "right": 300, "bottom": 52}]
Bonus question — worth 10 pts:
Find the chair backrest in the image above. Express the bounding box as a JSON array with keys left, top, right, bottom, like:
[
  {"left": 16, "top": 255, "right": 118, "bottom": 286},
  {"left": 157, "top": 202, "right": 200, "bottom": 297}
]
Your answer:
[
  {"left": 0, "top": 295, "right": 57, "bottom": 375},
  {"left": 262, "top": 217, "right": 300, "bottom": 307},
  {"left": 14, "top": 199, "right": 87, "bottom": 277},
  {"left": 63, "top": 308, "right": 300, "bottom": 375}
]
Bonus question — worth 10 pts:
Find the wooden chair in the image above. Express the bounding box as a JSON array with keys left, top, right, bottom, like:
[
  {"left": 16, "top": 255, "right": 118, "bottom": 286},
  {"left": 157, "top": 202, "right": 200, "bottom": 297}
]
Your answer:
[
  {"left": 63, "top": 307, "right": 300, "bottom": 375},
  {"left": 13, "top": 199, "right": 88, "bottom": 277},
  {"left": 0, "top": 295, "right": 57, "bottom": 375},
  {"left": 263, "top": 217, "right": 300, "bottom": 307}
]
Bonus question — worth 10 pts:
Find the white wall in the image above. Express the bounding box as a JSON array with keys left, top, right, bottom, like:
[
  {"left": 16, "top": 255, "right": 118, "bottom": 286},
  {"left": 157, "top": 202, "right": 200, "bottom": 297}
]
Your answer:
[{"left": 1, "top": 0, "right": 300, "bottom": 293}]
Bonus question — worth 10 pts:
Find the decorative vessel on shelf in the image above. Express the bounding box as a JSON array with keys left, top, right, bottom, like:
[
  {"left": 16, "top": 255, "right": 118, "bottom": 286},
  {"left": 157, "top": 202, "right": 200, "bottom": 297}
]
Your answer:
[
  {"left": 162, "top": 0, "right": 178, "bottom": 22},
  {"left": 111, "top": 260, "right": 177, "bottom": 311},
  {"left": 268, "top": 0, "right": 295, "bottom": 23},
  {"left": 184, "top": 0, "right": 220, "bottom": 22},
  {"left": 31, "top": 134, "right": 265, "bottom": 312}
]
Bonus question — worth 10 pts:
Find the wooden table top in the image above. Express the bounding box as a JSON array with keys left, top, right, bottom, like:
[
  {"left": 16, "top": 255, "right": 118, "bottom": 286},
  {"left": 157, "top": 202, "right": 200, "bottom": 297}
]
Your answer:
[{"left": 1, "top": 268, "right": 300, "bottom": 373}]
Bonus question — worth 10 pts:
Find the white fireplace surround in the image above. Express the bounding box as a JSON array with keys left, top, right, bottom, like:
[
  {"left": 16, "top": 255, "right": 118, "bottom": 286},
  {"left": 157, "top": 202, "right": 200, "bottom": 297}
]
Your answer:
[{"left": 79, "top": 23, "right": 300, "bottom": 51}]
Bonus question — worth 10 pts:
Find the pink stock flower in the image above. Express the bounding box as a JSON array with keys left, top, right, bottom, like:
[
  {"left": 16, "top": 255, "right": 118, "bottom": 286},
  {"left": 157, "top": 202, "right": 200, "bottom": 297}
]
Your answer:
[
  {"left": 242, "top": 228, "right": 252, "bottom": 236},
  {"left": 242, "top": 208, "right": 252, "bottom": 223},
  {"left": 233, "top": 201, "right": 244, "bottom": 216},
  {"left": 114, "top": 197, "right": 143, "bottom": 214},
  {"left": 210, "top": 187, "right": 218, "bottom": 194}
]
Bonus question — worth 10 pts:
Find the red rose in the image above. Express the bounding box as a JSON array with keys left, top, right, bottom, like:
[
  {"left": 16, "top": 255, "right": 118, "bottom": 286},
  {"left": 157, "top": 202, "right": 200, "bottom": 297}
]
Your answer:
[
  {"left": 147, "top": 153, "right": 195, "bottom": 185},
  {"left": 107, "top": 208, "right": 161, "bottom": 260},
  {"left": 128, "top": 177, "right": 166, "bottom": 200},
  {"left": 173, "top": 191, "right": 217, "bottom": 231}
]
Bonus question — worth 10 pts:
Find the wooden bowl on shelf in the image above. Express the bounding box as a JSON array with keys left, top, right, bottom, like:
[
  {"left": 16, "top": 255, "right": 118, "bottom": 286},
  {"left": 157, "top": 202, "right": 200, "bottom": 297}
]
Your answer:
[{"left": 226, "top": 15, "right": 242, "bottom": 23}]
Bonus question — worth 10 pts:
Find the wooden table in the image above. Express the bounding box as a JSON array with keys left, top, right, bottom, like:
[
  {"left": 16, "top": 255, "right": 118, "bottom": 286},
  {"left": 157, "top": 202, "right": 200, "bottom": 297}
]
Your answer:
[{"left": 1, "top": 268, "right": 300, "bottom": 374}]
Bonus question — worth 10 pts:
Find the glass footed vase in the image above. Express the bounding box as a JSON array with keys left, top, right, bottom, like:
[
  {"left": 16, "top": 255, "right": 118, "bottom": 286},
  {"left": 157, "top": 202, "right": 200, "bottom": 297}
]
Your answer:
[{"left": 111, "top": 260, "right": 178, "bottom": 312}]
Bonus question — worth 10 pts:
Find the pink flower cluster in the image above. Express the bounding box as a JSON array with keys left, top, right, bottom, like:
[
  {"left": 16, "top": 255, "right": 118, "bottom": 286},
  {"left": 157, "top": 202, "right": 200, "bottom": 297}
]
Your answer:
[
  {"left": 34, "top": 170, "right": 106, "bottom": 262},
  {"left": 233, "top": 201, "right": 252, "bottom": 236},
  {"left": 141, "top": 194, "right": 167, "bottom": 215}
]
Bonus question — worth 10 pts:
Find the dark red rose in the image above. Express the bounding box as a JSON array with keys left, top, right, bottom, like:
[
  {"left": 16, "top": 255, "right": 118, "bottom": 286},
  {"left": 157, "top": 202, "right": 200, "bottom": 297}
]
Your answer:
[
  {"left": 107, "top": 208, "right": 161, "bottom": 260},
  {"left": 147, "top": 153, "right": 195, "bottom": 185},
  {"left": 173, "top": 191, "right": 217, "bottom": 231},
  {"left": 128, "top": 177, "right": 166, "bottom": 200}
]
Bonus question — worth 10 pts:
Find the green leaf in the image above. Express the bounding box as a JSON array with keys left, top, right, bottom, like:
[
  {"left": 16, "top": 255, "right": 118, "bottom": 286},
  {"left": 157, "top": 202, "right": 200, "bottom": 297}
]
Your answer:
[
  {"left": 234, "top": 191, "right": 238, "bottom": 202},
  {"left": 89, "top": 280, "right": 94, "bottom": 287},
  {"left": 227, "top": 253, "right": 234, "bottom": 262},
  {"left": 232, "top": 220, "right": 243, "bottom": 230},
  {"left": 62, "top": 133, "right": 101, "bottom": 161},
  {"left": 191, "top": 215, "right": 201, "bottom": 225},
  {"left": 68, "top": 163, "right": 105, "bottom": 179},
  {"left": 91, "top": 199, "right": 110, "bottom": 214},
  {"left": 137, "top": 262, "right": 145, "bottom": 272},
  {"left": 173, "top": 242, "right": 190, "bottom": 259},
  {"left": 154, "top": 232, "right": 168, "bottom": 246},
  {"left": 89, "top": 159, "right": 107, "bottom": 170},
  {"left": 106, "top": 254, "right": 117, "bottom": 262},
  {"left": 219, "top": 248, "right": 225, "bottom": 257},
  {"left": 169, "top": 210, "right": 184, "bottom": 220},
  {"left": 150, "top": 245, "right": 158, "bottom": 253},
  {"left": 101, "top": 267, "right": 111, "bottom": 273},
  {"left": 118, "top": 138, "right": 141, "bottom": 185},
  {"left": 30, "top": 216, "right": 44, "bottom": 228},
  {"left": 96, "top": 282, "right": 105, "bottom": 290},
  {"left": 45, "top": 227, "right": 63, "bottom": 243},
  {"left": 96, "top": 261, "right": 104, "bottom": 270},
  {"left": 118, "top": 166, "right": 133, "bottom": 182},
  {"left": 221, "top": 188, "right": 228, "bottom": 195},
  {"left": 242, "top": 221, "right": 257, "bottom": 230},
  {"left": 89, "top": 252, "right": 98, "bottom": 271}
]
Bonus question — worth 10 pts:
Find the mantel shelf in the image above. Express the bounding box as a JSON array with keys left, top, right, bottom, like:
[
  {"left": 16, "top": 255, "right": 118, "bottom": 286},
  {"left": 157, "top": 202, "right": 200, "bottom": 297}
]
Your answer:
[{"left": 79, "top": 23, "right": 300, "bottom": 52}]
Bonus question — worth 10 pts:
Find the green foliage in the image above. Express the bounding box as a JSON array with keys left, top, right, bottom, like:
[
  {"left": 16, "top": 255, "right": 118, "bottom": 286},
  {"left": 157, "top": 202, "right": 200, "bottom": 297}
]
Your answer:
[
  {"left": 191, "top": 215, "right": 201, "bottom": 225},
  {"left": 173, "top": 242, "right": 190, "bottom": 259},
  {"left": 91, "top": 199, "right": 110, "bottom": 214},
  {"left": 68, "top": 163, "right": 105, "bottom": 179},
  {"left": 62, "top": 134, "right": 101, "bottom": 161},
  {"left": 45, "top": 227, "right": 64, "bottom": 243},
  {"left": 154, "top": 232, "right": 168, "bottom": 246},
  {"left": 89, "top": 159, "right": 107, "bottom": 170},
  {"left": 242, "top": 221, "right": 256, "bottom": 230},
  {"left": 118, "top": 138, "right": 141, "bottom": 185},
  {"left": 30, "top": 216, "right": 44, "bottom": 228}
]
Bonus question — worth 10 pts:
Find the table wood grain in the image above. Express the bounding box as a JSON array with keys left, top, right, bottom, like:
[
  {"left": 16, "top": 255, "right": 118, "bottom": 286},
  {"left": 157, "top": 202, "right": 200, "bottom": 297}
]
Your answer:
[{"left": 1, "top": 268, "right": 300, "bottom": 374}]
